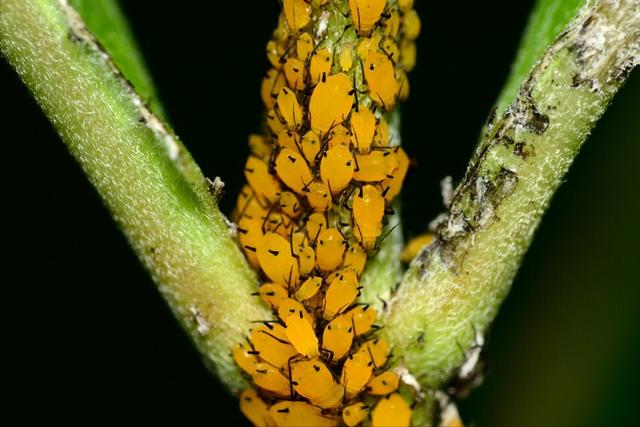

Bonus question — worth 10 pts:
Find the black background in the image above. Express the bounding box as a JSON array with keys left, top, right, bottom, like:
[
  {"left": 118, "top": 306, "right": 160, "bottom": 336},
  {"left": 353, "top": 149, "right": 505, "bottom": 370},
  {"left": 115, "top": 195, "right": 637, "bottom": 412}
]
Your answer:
[{"left": 3, "top": 1, "right": 639, "bottom": 425}]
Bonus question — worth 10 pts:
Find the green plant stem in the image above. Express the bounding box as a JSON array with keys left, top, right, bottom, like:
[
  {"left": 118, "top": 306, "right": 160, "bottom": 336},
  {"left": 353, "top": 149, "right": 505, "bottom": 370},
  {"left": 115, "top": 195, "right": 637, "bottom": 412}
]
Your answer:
[
  {"left": 383, "top": 0, "right": 639, "bottom": 405},
  {"left": 68, "top": 0, "right": 167, "bottom": 119},
  {"left": 0, "top": 0, "right": 270, "bottom": 392}
]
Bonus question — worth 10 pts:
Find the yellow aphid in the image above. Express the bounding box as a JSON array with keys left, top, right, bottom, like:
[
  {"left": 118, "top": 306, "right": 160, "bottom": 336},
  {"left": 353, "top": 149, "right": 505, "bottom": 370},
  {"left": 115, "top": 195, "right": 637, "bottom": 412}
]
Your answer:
[
  {"left": 292, "top": 232, "right": 316, "bottom": 276},
  {"left": 268, "top": 401, "right": 338, "bottom": 427},
  {"left": 400, "top": 233, "right": 435, "bottom": 263},
  {"left": 381, "top": 37, "right": 400, "bottom": 64},
  {"left": 248, "top": 134, "right": 272, "bottom": 160},
  {"left": 371, "top": 393, "right": 412, "bottom": 427},
  {"left": 382, "top": 9, "right": 400, "bottom": 37},
  {"left": 237, "top": 216, "right": 263, "bottom": 268},
  {"left": 381, "top": 147, "right": 410, "bottom": 202},
  {"left": 310, "top": 73, "right": 354, "bottom": 134},
  {"left": 328, "top": 124, "right": 352, "bottom": 148},
  {"left": 353, "top": 150, "right": 398, "bottom": 182},
  {"left": 309, "top": 48, "right": 333, "bottom": 85},
  {"left": 348, "top": 0, "right": 386, "bottom": 35},
  {"left": 291, "top": 359, "right": 344, "bottom": 408},
  {"left": 275, "top": 148, "right": 313, "bottom": 194},
  {"left": 305, "top": 180, "right": 333, "bottom": 211},
  {"left": 239, "top": 389, "right": 272, "bottom": 427},
  {"left": 373, "top": 116, "right": 390, "bottom": 147},
  {"left": 396, "top": 69, "right": 410, "bottom": 101},
  {"left": 257, "top": 283, "right": 289, "bottom": 309},
  {"left": 285, "top": 310, "right": 319, "bottom": 358},
  {"left": 321, "top": 313, "right": 354, "bottom": 361},
  {"left": 296, "top": 32, "right": 314, "bottom": 60},
  {"left": 276, "top": 129, "right": 301, "bottom": 152},
  {"left": 403, "top": 9, "right": 421, "bottom": 41},
  {"left": 264, "top": 211, "right": 295, "bottom": 238},
  {"left": 306, "top": 212, "right": 327, "bottom": 241},
  {"left": 232, "top": 341, "right": 258, "bottom": 376},
  {"left": 279, "top": 191, "right": 302, "bottom": 218},
  {"left": 347, "top": 305, "right": 377, "bottom": 336},
  {"left": 365, "top": 51, "right": 399, "bottom": 109},
  {"left": 251, "top": 323, "right": 297, "bottom": 369},
  {"left": 323, "top": 270, "right": 359, "bottom": 319},
  {"left": 320, "top": 145, "right": 355, "bottom": 194},
  {"left": 301, "top": 130, "right": 321, "bottom": 163},
  {"left": 266, "top": 109, "right": 286, "bottom": 135},
  {"left": 353, "top": 184, "right": 385, "bottom": 249},
  {"left": 366, "top": 371, "right": 400, "bottom": 395},
  {"left": 283, "top": 0, "right": 311, "bottom": 32},
  {"left": 343, "top": 244, "right": 367, "bottom": 274},
  {"left": 257, "top": 232, "right": 299, "bottom": 287},
  {"left": 266, "top": 39, "right": 283, "bottom": 69},
  {"left": 315, "top": 228, "right": 346, "bottom": 271},
  {"left": 245, "top": 157, "right": 281, "bottom": 205},
  {"left": 252, "top": 362, "right": 290, "bottom": 397},
  {"left": 341, "top": 351, "right": 374, "bottom": 398},
  {"left": 360, "top": 338, "right": 390, "bottom": 368},
  {"left": 357, "top": 33, "right": 382, "bottom": 60},
  {"left": 295, "top": 276, "right": 322, "bottom": 301},
  {"left": 276, "top": 87, "right": 303, "bottom": 129},
  {"left": 234, "top": 186, "right": 266, "bottom": 221},
  {"left": 278, "top": 297, "right": 313, "bottom": 325},
  {"left": 284, "top": 57, "right": 306, "bottom": 90},
  {"left": 342, "top": 402, "right": 370, "bottom": 427},
  {"left": 350, "top": 106, "right": 377, "bottom": 153},
  {"left": 261, "top": 68, "right": 286, "bottom": 110},
  {"left": 400, "top": 39, "right": 417, "bottom": 72},
  {"left": 398, "top": 0, "right": 415, "bottom": 12},
  {"left": 339, "top": 44, "right": 354, "bottom": 71}
]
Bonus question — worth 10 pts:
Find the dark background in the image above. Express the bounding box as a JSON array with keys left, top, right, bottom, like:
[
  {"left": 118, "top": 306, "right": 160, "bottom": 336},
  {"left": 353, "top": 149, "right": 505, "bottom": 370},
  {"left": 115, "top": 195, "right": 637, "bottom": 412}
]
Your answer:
[{"left": 3, "top": 1, "right": 638, "bottom": 425}]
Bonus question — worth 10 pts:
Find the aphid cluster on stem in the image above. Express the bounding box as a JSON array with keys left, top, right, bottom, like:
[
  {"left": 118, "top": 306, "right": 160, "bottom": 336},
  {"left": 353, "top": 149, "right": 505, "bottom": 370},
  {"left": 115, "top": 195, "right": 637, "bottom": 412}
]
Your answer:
[{"left": 232, "top": 1, "right": 420, "bottom": 425}]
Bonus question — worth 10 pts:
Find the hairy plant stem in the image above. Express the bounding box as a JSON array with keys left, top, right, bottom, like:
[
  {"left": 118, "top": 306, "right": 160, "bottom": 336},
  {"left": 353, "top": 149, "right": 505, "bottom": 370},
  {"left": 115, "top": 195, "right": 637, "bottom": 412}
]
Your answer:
[
  {"left": 0, "top": 0, "right": 270, "bottom": 392},
  {"left": 384, "top": 0, "right": 639, "bottom": 408}
]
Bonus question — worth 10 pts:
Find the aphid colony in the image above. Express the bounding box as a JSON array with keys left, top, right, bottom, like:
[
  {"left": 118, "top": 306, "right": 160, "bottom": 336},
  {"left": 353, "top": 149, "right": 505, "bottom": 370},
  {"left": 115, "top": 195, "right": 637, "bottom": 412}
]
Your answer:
[{"left": 232, "top": 1, "right": 420, "bottom": 425}]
